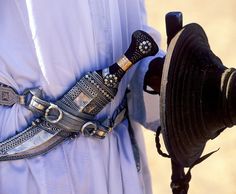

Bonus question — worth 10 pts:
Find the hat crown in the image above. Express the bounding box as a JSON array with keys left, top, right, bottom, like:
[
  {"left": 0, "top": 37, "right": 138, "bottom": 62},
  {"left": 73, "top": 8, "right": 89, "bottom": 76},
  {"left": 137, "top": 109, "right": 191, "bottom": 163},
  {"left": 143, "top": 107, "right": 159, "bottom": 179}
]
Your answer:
[{"left": 160, "top": 23, "right": 236, "bottom": 167}]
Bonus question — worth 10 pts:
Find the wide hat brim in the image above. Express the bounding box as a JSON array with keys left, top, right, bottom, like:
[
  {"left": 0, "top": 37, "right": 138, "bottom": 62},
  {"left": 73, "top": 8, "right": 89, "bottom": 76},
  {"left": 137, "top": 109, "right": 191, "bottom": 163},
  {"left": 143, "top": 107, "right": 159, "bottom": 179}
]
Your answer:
[{"left": 160, "top": 23, "right": 218, "bottom": 167}]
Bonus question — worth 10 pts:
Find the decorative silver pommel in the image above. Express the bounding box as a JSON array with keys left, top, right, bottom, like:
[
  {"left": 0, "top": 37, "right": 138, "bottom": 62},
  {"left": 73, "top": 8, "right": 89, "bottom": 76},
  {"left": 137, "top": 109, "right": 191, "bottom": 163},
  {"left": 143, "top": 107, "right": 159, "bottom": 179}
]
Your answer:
[
  {"left": 124, "top": 30, "right": 159, "bottom": 64},
  {"left": 104, "top": 74, "right": 118, "bottom": 88},
  {"left": 139, "top": 40, "right": 152, "bottom": 54}
]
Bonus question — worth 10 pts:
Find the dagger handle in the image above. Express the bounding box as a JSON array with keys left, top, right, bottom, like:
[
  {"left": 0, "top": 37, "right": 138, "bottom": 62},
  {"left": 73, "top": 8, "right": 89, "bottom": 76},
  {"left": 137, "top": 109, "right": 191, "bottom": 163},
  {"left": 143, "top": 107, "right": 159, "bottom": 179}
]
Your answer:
[
  {"left": 124, "top": 30, "right": 159, "bottom": 65},
  {"left": 104, "top": 30, "right": 159, "bottom": 88},
  {"left": 57, "top": 30, "right": 159, "bottom": 115}
]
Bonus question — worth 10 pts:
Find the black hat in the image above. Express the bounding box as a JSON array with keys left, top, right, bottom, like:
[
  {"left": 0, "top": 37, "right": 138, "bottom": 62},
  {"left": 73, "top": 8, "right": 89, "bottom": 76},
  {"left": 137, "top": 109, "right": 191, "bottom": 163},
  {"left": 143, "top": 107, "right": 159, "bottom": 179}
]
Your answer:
[{"left": 160, "top": 23, "right": 236, "bottom": 167}]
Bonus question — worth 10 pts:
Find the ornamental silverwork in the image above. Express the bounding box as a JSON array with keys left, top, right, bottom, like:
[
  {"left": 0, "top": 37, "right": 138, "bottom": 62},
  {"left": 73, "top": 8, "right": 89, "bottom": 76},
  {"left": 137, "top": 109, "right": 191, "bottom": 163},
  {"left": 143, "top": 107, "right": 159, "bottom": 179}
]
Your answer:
[
  {"left": 138, "top": 40, "right": 152, "bottom": 54},
  {"left": 104, "top": 74, "right": 118, "bottom": 88}
]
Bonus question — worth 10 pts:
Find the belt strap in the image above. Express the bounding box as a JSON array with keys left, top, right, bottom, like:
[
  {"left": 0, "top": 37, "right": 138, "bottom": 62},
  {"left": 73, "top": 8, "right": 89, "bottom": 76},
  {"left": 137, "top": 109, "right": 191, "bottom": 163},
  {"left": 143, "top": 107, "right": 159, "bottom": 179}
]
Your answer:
[
  {"left": 0, "top": 82, "right": 124, "bottom": 137},
  {"left": 0, "top": 72, "right": 127, "bottom": 161},
  {"left": 0, "top": 96, "right": 127, "bottom": 161},
  {"left": 18, "top": 86, "right": 127, "bottom": 138}
]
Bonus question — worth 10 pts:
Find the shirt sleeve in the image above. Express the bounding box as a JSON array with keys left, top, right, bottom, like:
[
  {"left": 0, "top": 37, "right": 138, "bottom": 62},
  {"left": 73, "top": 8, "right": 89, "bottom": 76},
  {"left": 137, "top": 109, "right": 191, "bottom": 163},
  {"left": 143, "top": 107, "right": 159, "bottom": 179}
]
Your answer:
[
  {"left": 128, "top": 45, "right": 165, "bottom": 132},
  {"left": 127, "top": 9, "right": 166, "bottom": 131}
]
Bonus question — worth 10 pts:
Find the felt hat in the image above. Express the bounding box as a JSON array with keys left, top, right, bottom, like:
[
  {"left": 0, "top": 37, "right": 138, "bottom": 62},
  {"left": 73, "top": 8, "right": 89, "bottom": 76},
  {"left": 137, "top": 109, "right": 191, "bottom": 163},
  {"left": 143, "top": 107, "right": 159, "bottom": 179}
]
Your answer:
[{"left": 160, "top": 23, "right": 236, "bottom": 167}]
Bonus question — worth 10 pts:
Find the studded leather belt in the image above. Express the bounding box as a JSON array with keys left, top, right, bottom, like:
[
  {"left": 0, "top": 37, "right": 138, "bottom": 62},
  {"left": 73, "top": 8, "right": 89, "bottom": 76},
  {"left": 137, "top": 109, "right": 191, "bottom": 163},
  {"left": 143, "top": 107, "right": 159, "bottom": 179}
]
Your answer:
[{"left": 0, "top": 78, "right": 127, "bottom": 161}]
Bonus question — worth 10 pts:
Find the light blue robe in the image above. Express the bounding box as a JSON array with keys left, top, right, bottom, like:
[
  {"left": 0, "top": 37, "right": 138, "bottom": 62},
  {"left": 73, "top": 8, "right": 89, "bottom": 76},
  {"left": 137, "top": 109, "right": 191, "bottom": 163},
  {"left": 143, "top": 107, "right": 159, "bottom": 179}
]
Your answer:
[{"left": 0, "top": 1, "right": 162, "bottom": 193}]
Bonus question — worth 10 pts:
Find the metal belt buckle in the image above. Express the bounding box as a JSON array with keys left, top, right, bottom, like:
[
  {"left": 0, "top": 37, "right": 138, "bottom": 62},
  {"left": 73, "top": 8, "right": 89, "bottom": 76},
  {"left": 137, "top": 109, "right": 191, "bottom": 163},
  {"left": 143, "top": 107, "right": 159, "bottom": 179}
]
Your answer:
[
  {"left": 81, "top": 121, "right": 98, "bottom": 136},
  {"left": 45, "top": 103, "right": 63, "bottom": 123},
  {"left": 0, "top": 84, "right": 24, "bottom": 106}
]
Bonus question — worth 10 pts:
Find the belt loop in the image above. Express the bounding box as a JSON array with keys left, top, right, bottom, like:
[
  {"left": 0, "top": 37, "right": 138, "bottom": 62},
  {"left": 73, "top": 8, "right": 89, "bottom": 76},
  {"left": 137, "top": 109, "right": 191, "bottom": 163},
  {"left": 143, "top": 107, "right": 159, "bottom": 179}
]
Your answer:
[{"left": 24, "top": 88, "right": 50, "bottom": 115}]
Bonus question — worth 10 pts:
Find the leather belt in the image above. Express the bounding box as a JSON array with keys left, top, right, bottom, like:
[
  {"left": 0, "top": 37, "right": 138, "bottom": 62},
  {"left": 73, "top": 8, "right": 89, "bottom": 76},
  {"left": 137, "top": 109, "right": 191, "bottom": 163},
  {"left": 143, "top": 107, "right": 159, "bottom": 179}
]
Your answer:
[
  {"left": 0, "top": 84, "right": 127, "bottom": 137},
  {"left": 0, "top": 82, "right": 127, "bottom": 161}
]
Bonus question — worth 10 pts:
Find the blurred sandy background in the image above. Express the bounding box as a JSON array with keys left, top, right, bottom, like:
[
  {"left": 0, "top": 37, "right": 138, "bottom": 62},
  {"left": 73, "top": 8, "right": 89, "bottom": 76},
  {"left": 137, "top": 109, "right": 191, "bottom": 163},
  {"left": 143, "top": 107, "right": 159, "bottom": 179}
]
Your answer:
[{"left": 144, "top": 0, "right": 236, "bottom": 194}]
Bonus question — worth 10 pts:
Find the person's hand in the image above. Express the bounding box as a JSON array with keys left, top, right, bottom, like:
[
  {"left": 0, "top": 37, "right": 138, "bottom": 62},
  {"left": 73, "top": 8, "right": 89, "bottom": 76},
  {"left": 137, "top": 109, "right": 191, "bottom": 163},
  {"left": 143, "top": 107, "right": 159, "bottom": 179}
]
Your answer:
[{"left": 143, "top": 57, "right": 164, "bottom": 94}]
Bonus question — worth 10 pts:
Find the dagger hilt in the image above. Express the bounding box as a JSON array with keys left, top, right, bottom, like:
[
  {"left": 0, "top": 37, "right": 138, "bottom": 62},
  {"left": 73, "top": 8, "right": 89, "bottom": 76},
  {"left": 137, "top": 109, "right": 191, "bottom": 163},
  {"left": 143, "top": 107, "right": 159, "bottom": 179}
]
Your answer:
[
  {"left": 125, "top": 30, "right": 159, "bottom": 64},
  {"left": 104, "top": 30, "right": 159, "bottom": 88}
]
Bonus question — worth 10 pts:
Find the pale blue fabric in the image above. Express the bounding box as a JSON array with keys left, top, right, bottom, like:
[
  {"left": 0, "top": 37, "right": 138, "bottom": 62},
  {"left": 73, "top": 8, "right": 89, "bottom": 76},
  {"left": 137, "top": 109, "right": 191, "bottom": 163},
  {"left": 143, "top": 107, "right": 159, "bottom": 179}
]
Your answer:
[{"left": 0, "top": 1, "right": 161, "bottom": 194}]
